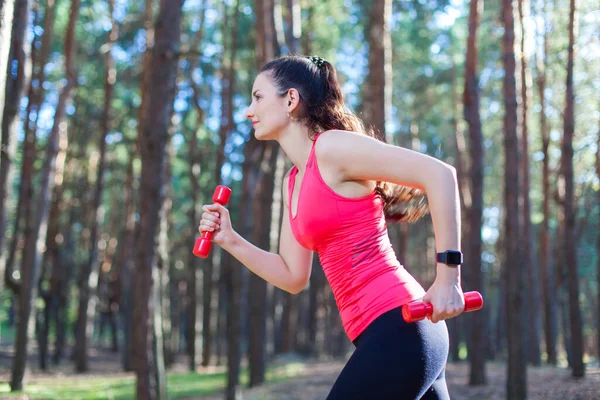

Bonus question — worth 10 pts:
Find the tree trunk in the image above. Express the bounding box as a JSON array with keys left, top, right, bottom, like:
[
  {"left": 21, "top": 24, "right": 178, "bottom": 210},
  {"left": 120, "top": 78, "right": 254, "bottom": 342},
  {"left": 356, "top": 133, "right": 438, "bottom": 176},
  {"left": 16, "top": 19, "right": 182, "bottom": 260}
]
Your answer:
[
  {"left": 300, "top": 0, "right": 313, "bottom": 56},
  {"left": 74, "top": 0, "right": 116, "bottom": 371},
  {"left": 152, "top": 262, "right": 168, "bottom": 400},
  {"left": 246, "top": 0, "right": 279, "bottom": 387},
  {"left": 118, "top": 151, "right": 137, "bottom": 371},
  {"left": 158, "top": 140, "right": 174, "bottom": 367},
  {"left": 276, "top": 0, "right": 302, "bottom": 356},
  {"left": 283, "top": 0, "right": 300, "bottom": 54},
  {"left": 38, "top": 116, "right": 69, "bottom": 370},
  {"left": 450, "top": 60, "right": 467, "bottom": 363},
  {"left": 494, "top": 233, "right": 507, "bottom": 358},
  {"left": 201, "top": 0, "right": 235, "bottom": 369},
  {"left": 0, "top": 0, "right": 14, "bottom": 139},
  {"left": 535, "top": 0, "right": 557, "bottom": 366},
  {"left": 0, "top": 0, "right": 28, "bottom": 268},
  {"left": 133, "top": 0, "right": 185, "bottom": 398},
  {"left": 186, "top": 106, "right": 203, "bottom": 372},
  {"left": 3, "top": 0, "right": 55, "bottom": 296},
  {"left": 463, "top": 0, "right": 486, "bottom": 385},
  {"left": 363, "top": 0, "right": 392, "bottom": 143},
  {"left": 184, "top": 0, "right": 208, "bottom": 373},
  {"left": 225, "top": 194, "right": 248, "bottom": 400},
  {"left": 562, "top": 0, "right": 584, "bottom": 378},
  {"left": 517, "top": 0, "right": 542, "bottom": 367},
  {"left": 248, "top": 142, "right": 279, "bottom": 387},
  {"left": 501, "top": 1, "right": 527, "bottom": 398},
  {"left": 54, "top": 198, "right": 78, "bottom": 364},
  {"left": 10, "top": 0, "right": 78, "bottom": 391}
]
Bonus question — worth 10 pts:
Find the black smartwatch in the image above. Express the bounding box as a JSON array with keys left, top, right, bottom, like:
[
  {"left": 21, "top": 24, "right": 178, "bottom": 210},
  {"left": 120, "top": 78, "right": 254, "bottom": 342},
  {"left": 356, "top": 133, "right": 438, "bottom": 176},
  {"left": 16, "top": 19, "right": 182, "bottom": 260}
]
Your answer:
[{"left": 436, "top": 250, "right": 463, "bottom": 266}]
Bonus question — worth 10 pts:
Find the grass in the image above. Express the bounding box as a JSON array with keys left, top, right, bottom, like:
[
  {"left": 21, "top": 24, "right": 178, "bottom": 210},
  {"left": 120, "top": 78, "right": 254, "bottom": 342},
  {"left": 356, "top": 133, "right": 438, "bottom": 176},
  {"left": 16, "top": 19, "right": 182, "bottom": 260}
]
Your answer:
[{"left": 0, "top": 362, "right": 307, "bottom": 400}]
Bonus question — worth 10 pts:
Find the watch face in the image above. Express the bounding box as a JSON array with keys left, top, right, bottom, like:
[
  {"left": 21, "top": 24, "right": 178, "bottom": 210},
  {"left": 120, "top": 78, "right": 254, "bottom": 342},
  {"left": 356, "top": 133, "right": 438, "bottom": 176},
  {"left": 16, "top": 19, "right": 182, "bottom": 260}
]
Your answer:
[{"left": 446, "top": 251, "right": 463, "bottom": 265}]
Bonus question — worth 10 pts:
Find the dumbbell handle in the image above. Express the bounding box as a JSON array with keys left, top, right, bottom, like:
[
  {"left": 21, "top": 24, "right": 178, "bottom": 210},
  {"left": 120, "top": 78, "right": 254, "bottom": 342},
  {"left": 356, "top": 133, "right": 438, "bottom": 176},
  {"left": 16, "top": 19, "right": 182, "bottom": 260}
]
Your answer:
[
  {"left": 193, "top": 186, "right": 232, "bottom": 258},
  {"left": 402, "top": 291, "right": 484, "bottom": 323}
]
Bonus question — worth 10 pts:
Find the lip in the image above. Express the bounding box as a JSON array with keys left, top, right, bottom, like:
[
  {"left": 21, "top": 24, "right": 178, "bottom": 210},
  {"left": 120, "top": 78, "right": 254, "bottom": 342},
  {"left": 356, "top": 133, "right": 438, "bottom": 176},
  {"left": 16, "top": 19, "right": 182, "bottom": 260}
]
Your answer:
[{"left": 252, "top": 121, "right": 259, "bottom": 125}]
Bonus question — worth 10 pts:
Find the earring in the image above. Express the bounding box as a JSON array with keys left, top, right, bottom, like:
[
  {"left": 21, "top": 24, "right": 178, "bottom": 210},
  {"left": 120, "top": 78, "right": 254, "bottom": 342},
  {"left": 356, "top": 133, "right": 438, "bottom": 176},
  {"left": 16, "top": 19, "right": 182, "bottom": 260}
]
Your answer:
[{"left": 288, "top": 112, "right": 295, "bottom": 122}]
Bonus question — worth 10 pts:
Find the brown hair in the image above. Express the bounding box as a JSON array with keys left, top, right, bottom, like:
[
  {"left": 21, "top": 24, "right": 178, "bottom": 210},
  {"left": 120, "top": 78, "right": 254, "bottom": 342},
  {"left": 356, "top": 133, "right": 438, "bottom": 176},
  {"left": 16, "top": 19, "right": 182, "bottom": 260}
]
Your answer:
[{"left": 261, "top": 55, "right": 428, "bottom": 223}]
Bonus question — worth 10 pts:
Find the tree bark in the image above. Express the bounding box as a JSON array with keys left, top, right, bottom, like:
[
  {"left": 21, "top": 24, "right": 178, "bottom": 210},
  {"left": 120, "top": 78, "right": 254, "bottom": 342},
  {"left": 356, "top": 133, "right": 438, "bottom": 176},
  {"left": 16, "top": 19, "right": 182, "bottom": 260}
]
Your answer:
[
  {"left": 0, "top": 0, "right": 14, "bottom": 136},
  {"left": 449, "top": 60, "right": 467, "bottom": 363},
  {"left": 363, "top": 0, "right": 392, "bottom": 143},
  {"left": 201, "top": 0, "right": 235, "bottom": 369},
  {"left": 3, "top": 0, "right": 55, "bottom": 296},
  {"left": 158, "top": 137, "right": 174, "bottom": 367},
  {"left": 463, "top": 0, "right": 486, "bottom": 385},
  {"left": 535, "top": 0, "right": 557, "bottom": 366},
  {"left": 185, "top": 0, "right": 207, "bottom": 372},
  {"left": 501, "top": 1, "right": 527, "bottom": 398},
  {"left": 37, "top": 109, "right": 69, "bottom": 370},
  {"left": 248, "top": 142, "right": 280, "bottom": 387},
  {"left": 517, "top": 0, "right": 542, "bottom": 367},
  {"left": 133, "top": 0, "right": 185, "bottom": 398},
  {"left": 10, "top": 0, "right": 79, "bottom": 391},
  {"left": 118, "top": 151, "right": 137, "bottom": 371},
  {"left": 276, "top": 0, "right": 303, "bottom": 357},
  {"left": 562, "top": 0, "right": 584, "bottom": 378},
  {"left": 247, "top": 0, "right": 280, "bottom": 387},
  {"left": 283, "top": 0, "right": 300, "bottom": 54},
  {"left": 0, "top": 0, "right": 27, "bottom": 268},
  {"left": 53, "top": 195, "right": 78, "bottom": 365}
]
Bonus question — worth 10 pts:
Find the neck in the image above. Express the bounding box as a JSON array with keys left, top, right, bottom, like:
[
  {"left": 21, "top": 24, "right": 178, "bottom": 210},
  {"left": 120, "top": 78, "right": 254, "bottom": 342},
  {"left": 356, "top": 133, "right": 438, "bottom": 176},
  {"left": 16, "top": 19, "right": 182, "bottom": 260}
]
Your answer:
[{"left": 275, "top": 123, "right": 314, "bottom": 171}]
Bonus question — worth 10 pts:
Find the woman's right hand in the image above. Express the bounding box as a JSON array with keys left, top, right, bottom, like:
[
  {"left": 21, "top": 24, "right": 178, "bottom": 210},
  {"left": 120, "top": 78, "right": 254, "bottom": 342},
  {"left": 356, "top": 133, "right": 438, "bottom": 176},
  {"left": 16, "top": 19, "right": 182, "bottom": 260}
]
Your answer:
[{"left": 199, "top": 203, "right": 234, "bottom": 246}]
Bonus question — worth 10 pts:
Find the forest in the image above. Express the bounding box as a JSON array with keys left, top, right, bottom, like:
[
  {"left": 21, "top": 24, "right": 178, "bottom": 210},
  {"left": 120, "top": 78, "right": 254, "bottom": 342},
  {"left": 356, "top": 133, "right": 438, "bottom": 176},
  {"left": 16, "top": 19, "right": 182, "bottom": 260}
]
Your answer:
[{"left": 0, "top": 0, "right": 599, "bottom": 399}]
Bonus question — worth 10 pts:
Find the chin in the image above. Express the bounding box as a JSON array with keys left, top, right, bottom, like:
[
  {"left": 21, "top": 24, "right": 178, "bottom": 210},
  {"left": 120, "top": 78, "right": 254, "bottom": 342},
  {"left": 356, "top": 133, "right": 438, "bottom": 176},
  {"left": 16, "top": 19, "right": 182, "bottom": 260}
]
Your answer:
[
  {"left": 253, "top": 129, "right": 267, "bottom": 141},
  {"left": 253, "top": 127, "right": 276, "bottom": 141}
]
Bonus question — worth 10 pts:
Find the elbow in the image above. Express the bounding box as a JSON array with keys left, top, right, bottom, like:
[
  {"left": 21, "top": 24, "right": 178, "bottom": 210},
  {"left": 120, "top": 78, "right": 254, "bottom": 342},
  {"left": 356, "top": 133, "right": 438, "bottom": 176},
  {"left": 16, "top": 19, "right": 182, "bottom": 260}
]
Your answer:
[
  {"left": 443, "top": 163, "right": 457, "bottom": 177},
  {"left": 439, "top": 163, "right": 458, "bottom": 183},
  {"left": 287, "top": 279, "right": 308, "bottom": 295},
  {"left": 423, "top": 163, "right": 457, "bottom": 194},
  {"left": 449, "top": 164, "right": 458, "bottom": 177}
]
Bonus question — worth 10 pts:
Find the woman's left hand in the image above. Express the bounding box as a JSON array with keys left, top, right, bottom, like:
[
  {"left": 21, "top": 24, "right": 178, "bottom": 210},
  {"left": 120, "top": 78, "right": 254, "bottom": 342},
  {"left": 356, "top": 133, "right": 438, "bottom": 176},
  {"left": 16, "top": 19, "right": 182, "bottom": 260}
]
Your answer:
[{"left": 422, "top": 269, "right": 465, "bottom": 323}]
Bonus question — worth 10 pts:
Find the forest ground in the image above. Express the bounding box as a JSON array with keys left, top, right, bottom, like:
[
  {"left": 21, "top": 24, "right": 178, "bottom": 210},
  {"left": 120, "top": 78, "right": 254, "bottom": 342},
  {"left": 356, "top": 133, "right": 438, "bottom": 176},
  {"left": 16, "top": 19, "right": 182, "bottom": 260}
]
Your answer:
[
  {"left": 0, "top": 344, "right": 599, "bottom": 400},
  {"left": 206, "top": 358, "right": 600, "bottom": 400}
]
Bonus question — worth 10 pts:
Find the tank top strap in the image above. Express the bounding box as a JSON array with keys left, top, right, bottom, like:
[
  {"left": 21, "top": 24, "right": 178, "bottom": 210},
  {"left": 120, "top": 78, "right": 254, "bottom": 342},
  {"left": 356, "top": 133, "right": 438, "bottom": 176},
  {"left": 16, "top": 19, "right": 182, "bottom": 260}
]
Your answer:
[
  {"left": 306, "top": 132, "right": 323, "bottom": 169},
  {"left": 288, "top": 165, "right": 298, "bottom": 191}
]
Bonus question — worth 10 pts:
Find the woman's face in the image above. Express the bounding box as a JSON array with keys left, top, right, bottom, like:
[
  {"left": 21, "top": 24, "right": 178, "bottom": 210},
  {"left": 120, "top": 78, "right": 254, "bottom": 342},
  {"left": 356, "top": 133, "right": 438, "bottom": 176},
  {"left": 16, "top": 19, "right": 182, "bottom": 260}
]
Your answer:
[{"left": 245, "top": 72, "right": 290, "bottom": 140}]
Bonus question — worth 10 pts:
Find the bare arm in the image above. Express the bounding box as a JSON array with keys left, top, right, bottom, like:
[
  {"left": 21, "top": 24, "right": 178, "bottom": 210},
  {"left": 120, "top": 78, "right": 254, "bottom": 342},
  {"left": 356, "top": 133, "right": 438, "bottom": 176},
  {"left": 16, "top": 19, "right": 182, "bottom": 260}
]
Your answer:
[
  {"left": 317, "top": 130, "right": 460, "bottom": 259},
  {"left": 216, "top": 170, "right": 313, "bottom": 294},
  {"left": 317, "top": 130, "right": 464, "bottom": 321}
]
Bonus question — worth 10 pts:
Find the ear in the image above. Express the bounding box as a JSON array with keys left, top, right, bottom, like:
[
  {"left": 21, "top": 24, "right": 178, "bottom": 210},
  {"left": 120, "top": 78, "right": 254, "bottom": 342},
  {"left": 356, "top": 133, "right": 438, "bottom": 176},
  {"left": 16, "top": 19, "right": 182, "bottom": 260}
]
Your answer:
[{"left": 285, "top": 88, "right": 302, "bottom": 113}]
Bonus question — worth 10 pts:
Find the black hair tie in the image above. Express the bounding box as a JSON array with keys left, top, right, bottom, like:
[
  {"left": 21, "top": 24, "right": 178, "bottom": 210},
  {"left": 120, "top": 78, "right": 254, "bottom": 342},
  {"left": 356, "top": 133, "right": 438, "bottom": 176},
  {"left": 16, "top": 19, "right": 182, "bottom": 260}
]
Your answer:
[{"left": 307, "top": 55, "right": 326, "bottom": 70}]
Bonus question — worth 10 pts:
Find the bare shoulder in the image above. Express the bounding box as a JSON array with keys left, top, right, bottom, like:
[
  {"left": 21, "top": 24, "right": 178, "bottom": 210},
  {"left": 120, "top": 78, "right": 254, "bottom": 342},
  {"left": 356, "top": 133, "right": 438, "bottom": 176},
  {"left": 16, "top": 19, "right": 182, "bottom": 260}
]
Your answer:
[
  {"left": 316, "top": 129, "right": 367, "bottom": 148},
  {"left": 316, "top": 129, "right": 381, "bottom": 155},
  {"left": 315, "top": 129, "right": 452, "bottom": 190},
  {"left": 315, "top": 130, "right": 380, "bottom": 175}
]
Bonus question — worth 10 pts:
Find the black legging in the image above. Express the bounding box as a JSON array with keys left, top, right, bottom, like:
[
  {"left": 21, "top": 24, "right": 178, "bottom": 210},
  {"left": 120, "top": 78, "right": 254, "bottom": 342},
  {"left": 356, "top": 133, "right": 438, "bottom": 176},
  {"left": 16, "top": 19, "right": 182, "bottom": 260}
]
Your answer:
[{"left": 326, "top": 307, "right": 450, "bottom": 400}]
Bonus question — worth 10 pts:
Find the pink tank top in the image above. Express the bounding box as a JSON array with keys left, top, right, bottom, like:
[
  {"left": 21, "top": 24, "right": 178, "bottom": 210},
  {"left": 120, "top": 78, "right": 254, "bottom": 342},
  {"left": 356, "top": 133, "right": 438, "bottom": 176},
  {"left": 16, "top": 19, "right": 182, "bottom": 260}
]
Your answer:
[{"left": 288, "top": 133, "right": 426, "bottom": 342}]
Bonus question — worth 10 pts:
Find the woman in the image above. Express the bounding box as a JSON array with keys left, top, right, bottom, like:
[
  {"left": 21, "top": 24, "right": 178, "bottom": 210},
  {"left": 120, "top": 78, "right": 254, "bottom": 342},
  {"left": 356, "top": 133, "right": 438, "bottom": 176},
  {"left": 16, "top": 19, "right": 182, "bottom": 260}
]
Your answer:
[{"left": 199, "top": 55, "right": 465, "bottom": 399}]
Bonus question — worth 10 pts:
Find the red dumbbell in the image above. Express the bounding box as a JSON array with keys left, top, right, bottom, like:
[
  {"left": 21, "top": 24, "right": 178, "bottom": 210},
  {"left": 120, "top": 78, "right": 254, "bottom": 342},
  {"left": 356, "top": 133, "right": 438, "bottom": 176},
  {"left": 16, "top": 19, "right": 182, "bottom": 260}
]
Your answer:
[
  {"left": 402, "top": 291, "right": 484, "bottom": 323},
  {"left": 193, "top": 185, "right": 232, "bottom": 258}
]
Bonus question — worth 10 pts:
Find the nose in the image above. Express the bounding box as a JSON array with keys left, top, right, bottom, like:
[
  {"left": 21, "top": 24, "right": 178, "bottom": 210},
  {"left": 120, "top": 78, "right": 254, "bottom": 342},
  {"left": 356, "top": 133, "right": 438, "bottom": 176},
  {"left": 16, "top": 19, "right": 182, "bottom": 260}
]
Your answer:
[{"left": 245, "top": 102, "right": 255, "bottom": 119}]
